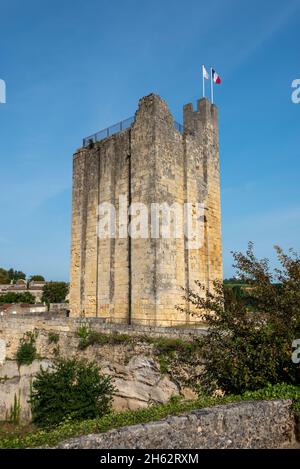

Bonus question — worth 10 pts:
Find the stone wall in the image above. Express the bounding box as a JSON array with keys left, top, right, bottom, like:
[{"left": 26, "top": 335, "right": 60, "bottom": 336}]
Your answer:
[
  {"left": 69, "top": 93, "right": 222, "bottom": 326},
  {"left": 0, "top": 316, "right": 206, "bottom": 360},
  {"left": 57, "top": 400, "right": 297, "bottom": 449}
]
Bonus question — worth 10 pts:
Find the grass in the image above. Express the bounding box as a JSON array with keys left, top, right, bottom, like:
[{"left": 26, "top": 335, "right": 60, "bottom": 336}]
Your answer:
[
  {"left": 77, "top": 325, "right": 136, "bottom": 350},
  {"left": 48, "top": 332, "right": 59, "bottom": 344},
  {"left": 0, "top": 383, "right": 299, "bottom": 449},
  {"left": 76, "top": 329, "right": 200, "bottom": 374},
  {"left": 0, "top": 422, "right": 36, "bottom": 439},
  {"left": 77, "top": 327, "right": 199, "bottom": 353}
]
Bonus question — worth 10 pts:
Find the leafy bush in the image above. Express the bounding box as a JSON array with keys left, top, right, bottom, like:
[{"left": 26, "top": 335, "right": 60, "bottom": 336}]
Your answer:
[
  {"left": 42, "top": 282, "right": 68, "bottom": 305},
  {"left": 0, "top": 267, "right": 10, "bottom": 284},
  {"left": 149, "top": 336, "right": 199, "bottom": 375},
  {"left": 0, "top": 292, "right": 35, "bottom": 304},
  {"left": 30, "top": 358, "right": 114, "bottom": 428},
  {"left": 76, "top": 323, "right": 91, "bottom": 349},
  {"left": 7, "top": 268, "right": 26, "bottom": 282},
  {"left": 242, "top": 382, "right": 300, "bottom": 401},
  {"left": 30, "top": 275, "right": 45, "bottom": 282},
  {"left": 16, "top": 332, "right": 37, "bottom": 366},
  {"left": 0, "top": 267, "right": 26, "bottom": 284},
  {"left": 179, "top": 243, "right": 300, "bottom": 394}
]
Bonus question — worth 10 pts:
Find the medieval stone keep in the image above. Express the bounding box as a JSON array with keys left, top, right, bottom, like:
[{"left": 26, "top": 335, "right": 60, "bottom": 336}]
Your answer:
[{"left": 69, "top": 94, "right": 222, "bottom": 326}]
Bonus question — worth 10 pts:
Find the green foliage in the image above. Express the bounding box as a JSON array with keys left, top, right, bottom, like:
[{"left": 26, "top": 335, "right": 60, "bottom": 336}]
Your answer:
[
  {"left": 8, "top": 269, "right": 26, "bottom": 283},
  {"left": 76, "top": 325, "right": 196, "bottom": 352},
  {"left": 76, "top": 326, "right": 200, "bottom": 380},
  {"left": 88, "top": 331, "right": 131, "bottom": 346},
  {"left": 48, "top": 332, "right": 59, "bottom": 344},
  {"left": 292, "top": 400, "right": 300, "bottom": 413},
  {"left": 30, "top": 358, "right": 114, "bottom": 428},
  {"left": 76, "top": 323, "right": 92, "bottom": 349},
  {"left": 19, "top": 292, "right": 36, "bottom": 304},
  {"left": 76, "top": 326, "right": 200, "bottom": 378},
  {"left": 1, "top": 383, "right": 300, "bottom": 449},
  {"left": 223, "top": 277, "right": 247, "bottom": 286},
  {"left": 223, "top": 284, "right": 257, "bottom": 311},
  {"left": 148, "top": 336, "right": 198, "bottom": 375},
  {"left": 0, "top": 268, "right": 10, "bottom": 284},
  {"left": 30, "top": 275, "right": 45, "bottom": 282},
  {"left": 8, "top": 392, "right": 21, "bottom": 425},
  {"left": 242, "top": 382, "right": 300, "bottom": 401},
  {"left": 158, "top": 355, "right": 169, "bottom": 374},
  {"left": 76, "top": 324, "right": 141, "bottom": 350},
  {"left": 151, "top": 336, "right": 197, "bottom": 354},
  {"left": 0, "top": 292, "right": 35, "bottom": 304},
  {"left": 179, "top": 243, "right": 300, "bottom": 394},
  {"left": 0, "top": 267, "right": 26, "bottom": 284},
  {"left": 78, "top": 328, "right": 132, "bottom": 350},
  {"left": 16, "top": 332, "right": 37, "bottom": 367},
  {"left": 243, "top": 383, "right": 300, "bottom": 416},
  {"left": 42, "top": 282, "right": 68, "bottom": 305}
]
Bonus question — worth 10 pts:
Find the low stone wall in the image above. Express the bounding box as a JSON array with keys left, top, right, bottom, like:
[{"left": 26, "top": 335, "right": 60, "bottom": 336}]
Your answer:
[
  {"left": 0, "top": 316, "right": 206, "bottom": 353},
  {"left": 0, "top": 315, "right": 206, "bottom": 363},
  {"left": 58, "top": 400, "right": 297, "bottom": 449}
]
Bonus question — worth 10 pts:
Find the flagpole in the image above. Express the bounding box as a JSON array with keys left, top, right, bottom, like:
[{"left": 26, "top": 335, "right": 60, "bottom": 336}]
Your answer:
[
  {"left": 202, "top": 65, "right": 205, "bottom": 98},
  {"left": 210, "top": 67, "right": 214, "bottom": 104}
]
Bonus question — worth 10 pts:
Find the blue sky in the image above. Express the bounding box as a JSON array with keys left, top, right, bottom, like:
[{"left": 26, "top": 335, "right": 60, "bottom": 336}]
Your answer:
[{"left": 0, "top": 0, "right": 299, "bottom": 280}]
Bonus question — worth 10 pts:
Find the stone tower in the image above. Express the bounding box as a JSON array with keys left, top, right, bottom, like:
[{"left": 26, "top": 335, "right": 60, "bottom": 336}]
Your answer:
[{"left": 69, "top": 94, "right": 222, "bottom": 326}]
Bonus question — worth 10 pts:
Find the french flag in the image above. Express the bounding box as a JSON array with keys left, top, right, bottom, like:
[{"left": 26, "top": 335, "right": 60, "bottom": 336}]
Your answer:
[{"left": 212, "top": 69, "right": 221, "bottom": 84}]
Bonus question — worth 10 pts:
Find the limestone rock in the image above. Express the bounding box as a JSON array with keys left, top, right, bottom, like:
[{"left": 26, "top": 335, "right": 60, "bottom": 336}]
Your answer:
[{"left": 112, "top": 356, "right": 179, "bottom": 407}]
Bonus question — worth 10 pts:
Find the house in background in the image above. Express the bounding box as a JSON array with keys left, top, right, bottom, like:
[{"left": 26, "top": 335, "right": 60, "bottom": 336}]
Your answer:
[
  {"left": 0, "top": 279, "right": 46, "bottom": 303},
  {"left": 0, "top": 303, "right": 47, "bottom": 316}
]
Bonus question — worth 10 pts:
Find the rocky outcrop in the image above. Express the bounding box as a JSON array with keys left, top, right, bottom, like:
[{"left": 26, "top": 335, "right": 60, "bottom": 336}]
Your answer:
[
  {"left": 108, "top": 356, "right": 180, "bottom": 411},
  {"left": 0, "top": 360, "right": 51, "bottom": 422},
  {"left": 0, "top": 356, "right": 190, "bottom": 422},
  {"left": 0, "top": 318, "right": 203, "bottom": 422}
]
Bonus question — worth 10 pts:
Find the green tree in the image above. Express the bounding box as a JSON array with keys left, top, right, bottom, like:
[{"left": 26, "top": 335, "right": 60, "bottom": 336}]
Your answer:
[
  {"left": 20, "top": 292, "right": 36, "bottom": 304},
  {"left": 223, "top": 277, "right": 242, "bottom": 285},
  {"left": 0, "top": 268, "right": 10, "bottom": 284},
  {"left": 8, "top": 269, "right": 26, "bottom": 283},
  {"left": 30, "top": 358, "right": 114, "bottom": 427},
  {"left": 42, "top": 282, "right": 68, "bottom": 305},
  {"left": 179, "top": 243, "right": 300, "bottom": 394},
  {"left": 0, "top": 292, "right": 35, "bottom": 304},
  {"left": 30, "top": 275, "right": 45, "bottom": 282}
]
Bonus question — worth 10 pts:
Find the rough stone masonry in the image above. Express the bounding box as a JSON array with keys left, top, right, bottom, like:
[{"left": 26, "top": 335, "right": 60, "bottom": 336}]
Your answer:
[
  {"left": 57, "top": 400, "right": 297, "bottom": 449},
  {"left": 69, "top": 94, "right": 222, "bottom": 326}
]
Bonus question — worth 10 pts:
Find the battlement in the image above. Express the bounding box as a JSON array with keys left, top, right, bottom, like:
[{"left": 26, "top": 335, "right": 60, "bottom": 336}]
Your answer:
[{"left": 183, "top": 98, "right": 218, "bottom": 135}]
